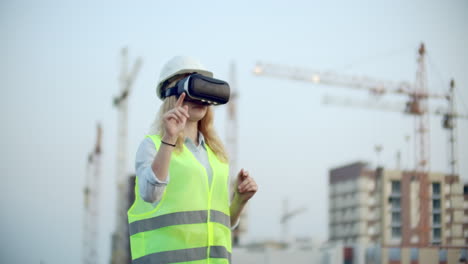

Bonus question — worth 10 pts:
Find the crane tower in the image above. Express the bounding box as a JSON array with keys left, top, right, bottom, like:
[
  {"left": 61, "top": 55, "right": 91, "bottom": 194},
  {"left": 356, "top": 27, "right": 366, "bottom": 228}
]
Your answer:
[
  {"left": 110, "top": 48, "right": 142, "bottom": 264},
  {"left": 82, "top": 123, "right": 102, "bottom": 264}
]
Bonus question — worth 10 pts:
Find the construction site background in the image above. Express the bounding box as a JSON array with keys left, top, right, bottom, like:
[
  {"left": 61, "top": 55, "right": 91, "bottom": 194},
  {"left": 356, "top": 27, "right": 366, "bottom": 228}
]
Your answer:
[{"left": 1, "top": 1, "right": 468, "bottom": 264}]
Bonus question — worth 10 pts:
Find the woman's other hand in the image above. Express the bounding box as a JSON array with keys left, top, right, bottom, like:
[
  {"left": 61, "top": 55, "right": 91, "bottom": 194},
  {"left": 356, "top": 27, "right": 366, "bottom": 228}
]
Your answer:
[{"left": 234, "top": 168, "right": 258, "bottom": 204}]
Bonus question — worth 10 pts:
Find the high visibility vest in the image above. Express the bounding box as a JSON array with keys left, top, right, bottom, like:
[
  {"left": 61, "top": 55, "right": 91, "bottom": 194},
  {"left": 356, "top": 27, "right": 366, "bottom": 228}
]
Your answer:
[{"left": 128, "top": 135, "right": 232, "bottom": 264}]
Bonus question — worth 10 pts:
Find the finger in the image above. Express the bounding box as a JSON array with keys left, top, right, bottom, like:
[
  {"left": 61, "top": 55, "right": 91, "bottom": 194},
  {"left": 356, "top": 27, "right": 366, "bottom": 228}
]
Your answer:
[
  {"left": 177, "top": 107, "right": 190, "bottom": 118},
  {"left": 239, "top": 169, "right": 248, "bottom": 179},
  {"left": 237, "top": 168, "right": 245, "bottom": 179},
  {"left": 240, "top": 171, "right": 249, "bottom": 181},
  {"left": 165, "top": 113, "right": 181, "bottom": 123},
  {"left": 245, "top": 182, "right": 258, "bottom": 192},
  {"left": 238, "top": 179, "right": 250, "bottom": 190},
  {"left": 238, "top": 177, "right": 253, "bottom": 190},
  {"left": 173, "top": 109, "right": 187, "bottom": 121},
  {"left": 240, "top": 182, "right": 258, "bottom": 193},
  {"left": 175, "top": 93, "right": 186, "bottom": 107}
]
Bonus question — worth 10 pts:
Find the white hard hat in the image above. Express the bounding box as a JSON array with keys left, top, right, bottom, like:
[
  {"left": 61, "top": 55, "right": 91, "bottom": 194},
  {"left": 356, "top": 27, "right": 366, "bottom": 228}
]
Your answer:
[{"left": 156, "top": 56, "right": 213, "bottom": 99}]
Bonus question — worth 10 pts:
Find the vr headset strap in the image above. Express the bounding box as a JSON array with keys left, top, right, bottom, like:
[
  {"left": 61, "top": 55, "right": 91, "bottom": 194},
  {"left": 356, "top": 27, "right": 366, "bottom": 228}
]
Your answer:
[{"left": 163, "top": 86, "right": 179, "bottom": 98}]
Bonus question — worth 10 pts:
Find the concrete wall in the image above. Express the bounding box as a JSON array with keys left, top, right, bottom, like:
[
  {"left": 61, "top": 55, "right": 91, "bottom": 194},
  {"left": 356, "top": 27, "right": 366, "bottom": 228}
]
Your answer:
[
  {"left": 419, "top": 248, "right": 438, "bottom": 264},
  {"left": 381, "top": 248, "right": 388, "bottom": 264},
  {"left": 232, "top": 248, "right": 320, "bottom": 264},
  {"left": 400, "top": 248, "right": 410, "bottom": 264},
  {"left": 447, "top": 248, "right": 461, "bottom": 264}
]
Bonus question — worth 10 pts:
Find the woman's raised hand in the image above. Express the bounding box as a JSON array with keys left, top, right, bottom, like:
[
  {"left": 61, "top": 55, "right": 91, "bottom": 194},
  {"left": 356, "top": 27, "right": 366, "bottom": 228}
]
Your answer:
[
  {"left": 234, "top": 169, "right": 258, "bottom": 204},
  {"left": 163, "top": 93, "right": 190, "bottom": 141}
]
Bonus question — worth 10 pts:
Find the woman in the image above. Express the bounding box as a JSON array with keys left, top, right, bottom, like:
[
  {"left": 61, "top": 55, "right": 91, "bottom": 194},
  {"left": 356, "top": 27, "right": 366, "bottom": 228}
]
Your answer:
[{"left": 128, "top": 56, "right": 258, "bottom": 264}]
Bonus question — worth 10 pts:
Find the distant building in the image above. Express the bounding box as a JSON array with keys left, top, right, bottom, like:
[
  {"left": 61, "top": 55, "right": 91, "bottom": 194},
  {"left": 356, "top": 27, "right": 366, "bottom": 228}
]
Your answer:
[
  {"left": 328, "top": 162, "right": 467, "bottom": 263},
  {"left": 464, "top": 183, "right": 468, "bottom": 246}
]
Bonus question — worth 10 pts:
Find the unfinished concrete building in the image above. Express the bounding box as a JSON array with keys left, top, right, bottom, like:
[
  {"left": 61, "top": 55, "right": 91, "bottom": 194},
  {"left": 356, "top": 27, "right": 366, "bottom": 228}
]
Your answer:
[{"left": 328, "top": 162, "right": 467, "bottom": 263}]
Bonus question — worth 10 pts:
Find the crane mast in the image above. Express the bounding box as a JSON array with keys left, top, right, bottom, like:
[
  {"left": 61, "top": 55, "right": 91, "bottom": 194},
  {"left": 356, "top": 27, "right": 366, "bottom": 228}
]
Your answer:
[
  {"left": 82, "top": 123, "right": 102, "bottom": 264},
  {"left": 111, "top": 48, "right": 142, "bottom": 264},
  {"left": 412, "top": 43, "right": 431, "bottom": 245},
  {"left": 227, "top": 62, "right": 249, "bottom": 245},
  {"left": 444, "top": 80, "right": 458, "bottom": 177}
]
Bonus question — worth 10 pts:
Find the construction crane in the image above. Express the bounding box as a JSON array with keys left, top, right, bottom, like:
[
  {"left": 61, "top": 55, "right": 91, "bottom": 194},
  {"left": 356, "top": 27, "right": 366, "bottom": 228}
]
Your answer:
[
  {"left": 226, "top": 62, "right": 244, "bottom": 246},
  {"left": 281, "top": 199, "right": 307, "bottom": 244},
  {"left": 254, "top": 45, "right": 446, "bottom": 175},
  {"left": 82, "top": 123, "right": 102, "bottom": 264},
  {"left": 226, "top": 62, "right": 250, "bottom": 246},
  {"left": 253, "top": 43, "right": 457, "bottom": 247},
  {"left": 111, "top": 47, "right": 142, "bottom": 264},
  {"left": 227, "top": 62, "right": 239, "bottom": 196},
  {"left": 322, "top": 80, "right": 468, "bottom": 175}
]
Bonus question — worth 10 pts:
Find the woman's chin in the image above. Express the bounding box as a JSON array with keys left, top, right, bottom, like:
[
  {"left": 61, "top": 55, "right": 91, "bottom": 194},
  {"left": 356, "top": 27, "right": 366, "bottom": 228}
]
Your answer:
[{"left": 189, "top": 112, "right": 206, "bottom": 122}]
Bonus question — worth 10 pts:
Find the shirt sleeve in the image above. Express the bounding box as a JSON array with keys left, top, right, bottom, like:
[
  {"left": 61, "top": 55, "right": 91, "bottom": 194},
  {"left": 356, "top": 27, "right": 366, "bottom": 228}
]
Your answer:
[
  {"left": 135, "top": 137, "right": 170, "bottom": 203},
  {"left": 231, "top": 218, "right": 240, "bottom": 230},
  {"left": 228, "top": 179, "right": 241, "bottom": 230}
]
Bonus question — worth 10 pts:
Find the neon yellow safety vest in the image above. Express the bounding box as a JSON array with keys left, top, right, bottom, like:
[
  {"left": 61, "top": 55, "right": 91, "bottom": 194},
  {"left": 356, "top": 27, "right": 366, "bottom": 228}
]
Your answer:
[{"left": 128, "top": 135, "right": 232, "bottom": 264}]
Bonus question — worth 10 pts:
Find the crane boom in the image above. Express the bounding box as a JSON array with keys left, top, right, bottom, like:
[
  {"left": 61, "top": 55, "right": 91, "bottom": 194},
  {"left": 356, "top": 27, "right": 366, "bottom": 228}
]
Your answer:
[
  {"left": 254, "top": 62, "right": 410, "bottom": 96},
  {"left": 254, "top": 64, "right": 445, "bottom": 99},
  {"left": 322, "top": 94, "right": 468, "bottom": 119},
  {"left": 281, "top": 199, "right": 307, "bottom": 243}
]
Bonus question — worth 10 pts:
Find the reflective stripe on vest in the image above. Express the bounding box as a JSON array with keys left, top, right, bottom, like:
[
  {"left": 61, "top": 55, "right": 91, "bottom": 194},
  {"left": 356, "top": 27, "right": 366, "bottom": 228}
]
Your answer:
[
  {"left": 133, "top": 246, "right": 231, "bottom": 264},
  {"left": 129, "top": 210, "right": 230, "bottom": 236},
  {"left": 128, "top": 134, "right": 231, "bottom": 264}
]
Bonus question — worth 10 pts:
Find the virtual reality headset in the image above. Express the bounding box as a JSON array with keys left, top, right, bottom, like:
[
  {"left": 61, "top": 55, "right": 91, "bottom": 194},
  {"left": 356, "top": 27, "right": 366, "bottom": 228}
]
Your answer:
[{"left": 162, "top": 73, "right": 230, "bottom": 105}]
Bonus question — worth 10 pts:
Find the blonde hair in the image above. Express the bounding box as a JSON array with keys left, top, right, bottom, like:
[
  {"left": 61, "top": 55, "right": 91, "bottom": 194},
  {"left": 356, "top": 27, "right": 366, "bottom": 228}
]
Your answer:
[{"left": 149, "top": 80, "right": 229, "bottom": 163}]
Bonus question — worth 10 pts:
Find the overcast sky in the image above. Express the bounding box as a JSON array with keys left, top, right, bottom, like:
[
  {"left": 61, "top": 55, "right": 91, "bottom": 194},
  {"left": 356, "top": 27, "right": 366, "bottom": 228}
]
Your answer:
[{"left": 1, "top": 0, "right": 467, "bottom": 263}]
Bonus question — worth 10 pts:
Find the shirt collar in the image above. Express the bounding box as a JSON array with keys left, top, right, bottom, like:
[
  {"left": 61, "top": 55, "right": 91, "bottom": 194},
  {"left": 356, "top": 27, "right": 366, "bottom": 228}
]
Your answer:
[{"left": 184, "top": 132, "right": 206, "bottom": 149}]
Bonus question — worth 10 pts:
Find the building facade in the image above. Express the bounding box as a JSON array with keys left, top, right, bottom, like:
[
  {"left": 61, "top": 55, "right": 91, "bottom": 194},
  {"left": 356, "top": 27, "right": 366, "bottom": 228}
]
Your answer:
[
  {"left": 328, "top": 162, "right": 468, "bottom": 263},
  {"left": 464, "top": 183, "right": 468, "bottom": 246}
]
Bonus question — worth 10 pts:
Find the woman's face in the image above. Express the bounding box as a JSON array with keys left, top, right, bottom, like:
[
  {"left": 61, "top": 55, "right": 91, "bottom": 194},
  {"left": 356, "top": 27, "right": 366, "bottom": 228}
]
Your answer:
[
  {"left": 166, "top": 73, "right": 209, "bottom": 122},
  {"left": 183, "top": 100, "right": 208, "bottom": 122}
]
